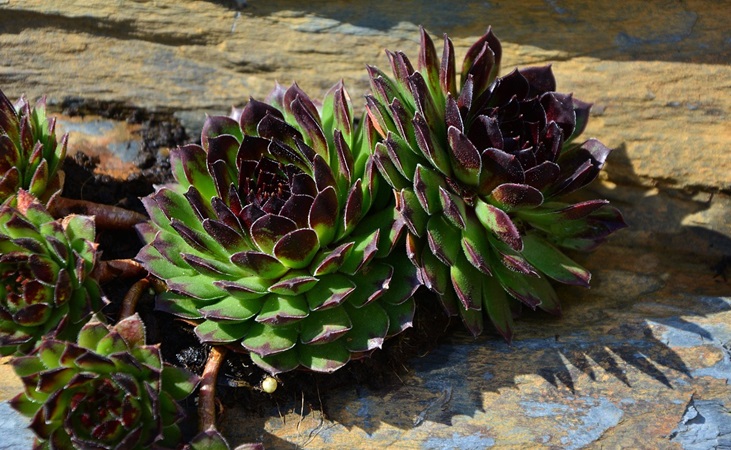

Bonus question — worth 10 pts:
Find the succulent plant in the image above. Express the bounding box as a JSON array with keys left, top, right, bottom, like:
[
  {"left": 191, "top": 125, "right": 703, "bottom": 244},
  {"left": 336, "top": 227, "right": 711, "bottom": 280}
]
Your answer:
[
  {"left": 0, "top": 190, "right": 104, "bottom": 356},
  {"left": 365, "top": 27, "right": 626, "bottom": 339},
  {"left": 10, "top": 313, "right": 199, "bottom": 450},
  {"left": 0, "top": 88, "right": 66, "bottom": 206},
  {"left": 136, "top": 81, "right": 418, "bottom": 374}
]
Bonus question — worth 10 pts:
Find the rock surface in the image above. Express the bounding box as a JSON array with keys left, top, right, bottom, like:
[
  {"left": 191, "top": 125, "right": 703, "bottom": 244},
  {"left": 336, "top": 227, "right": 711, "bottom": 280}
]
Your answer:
[{"left": 0, "top": 1, "right": 730, "bottom": 449}]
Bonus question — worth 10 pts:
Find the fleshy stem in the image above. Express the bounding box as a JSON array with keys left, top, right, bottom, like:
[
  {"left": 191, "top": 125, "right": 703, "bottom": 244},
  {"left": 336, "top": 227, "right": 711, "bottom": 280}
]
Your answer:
[
  {"left": 199, "top": 346, "right": 228, "bottom": 431},
  {"left": 92, "top": 259, "right": 146, "bottom": 284},
  {"left": 118, "top": 278, "right": 150, "bottom": 320},
  {"left": 50, "top": 196, "right": 147, "bottom": 229}
]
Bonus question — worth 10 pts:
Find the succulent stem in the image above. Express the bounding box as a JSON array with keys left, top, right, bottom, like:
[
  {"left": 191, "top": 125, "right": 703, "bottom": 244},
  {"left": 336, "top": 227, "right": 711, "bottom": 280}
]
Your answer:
[
  {"left": 50, "top": 196, "right": 147, "bottom": 229},
  {"left": 119, "top": 278, "right": 150, "bottom": 320},
  {"left": 91, "top": 258, "right": 147, "bottom": 284},
  {"left": 199, "top": 346, "right": 228, "bottom": 431}
]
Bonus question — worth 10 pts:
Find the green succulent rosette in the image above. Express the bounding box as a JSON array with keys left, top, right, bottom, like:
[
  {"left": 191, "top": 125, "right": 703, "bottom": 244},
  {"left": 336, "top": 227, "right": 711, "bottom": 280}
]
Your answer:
[
  {"left": 0, "top": 88, "right": 66, "bottom": 205},
  {"left": 0, "top": 190, "right": 103, "bottom": 355},
  {"left": 365, "top": 27, "right": 626, "bottom": 339},
  {"left": 136, "top": 82, "right": 418, "bottom": 374},
  {"left": 10, "top": 314, "right": 200, "bottom": 450}
]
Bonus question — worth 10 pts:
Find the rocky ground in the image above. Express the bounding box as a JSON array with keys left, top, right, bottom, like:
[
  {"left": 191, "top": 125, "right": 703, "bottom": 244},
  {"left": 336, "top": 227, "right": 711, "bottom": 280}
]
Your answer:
[{"left": 0, "top": 1, "right": 729, "bottom": 448}]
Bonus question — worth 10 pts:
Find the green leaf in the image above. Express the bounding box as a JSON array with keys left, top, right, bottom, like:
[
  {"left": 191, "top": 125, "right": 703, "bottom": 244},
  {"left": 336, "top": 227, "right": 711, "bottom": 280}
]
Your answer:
[
  {"left": 450, "top": 253, "right": 482, "bottom": 310},
  {"left": 241, "top": 322, "right": 297, "bottom": 357},
  {"left": 482, "top": 274, "right": 514, "bottom": 342},
  {"left": 460, "top": 214, "right": 493, "bottom": 274},
  {"left": 198, "top": 295, "right": 261, "bottom": 321},
  {"left": 155, "top": 291, "right": 203, "bottom": 320},
  {"left": 304, "top": 273, "right": 355, "bottom": 311},
  {"left": 194, "top": 319, "right": 251, "bottom": 344},
  {"left": 298, "top": 340, "right": 350, "bottom": 373},
  {"left": 300, "top": 307, "right": 352, "bottom": 345},
  {"left": 161, "top": 364, "right": 200, "bottom": 401},
  {"left": 491, "top": 253, "right": 559, "bottom": 312},
  {"left": 342, "top": 301, "right": 388, "bottom": 352},
  {"left": 256, "top": 294, "right": 309, "bottom": 325},
  {"left": 249, "top": 349, "right": 299, "bottom": 375},
  {"left": 413, "top": 164, "right": 445, "bottom": 215},
  {"left": 383, "top": 297, "right": 415, "bottom": 336},
  {"left": 268, "top": 271, "right": 319, "bottom": 296},
  {"left": 426, "top": 215, "right": 461, "bottom": 266},
  {"left": 521, "top": 232, "right": 591, "bottom": 287},
  {"left": 346, "top": 262, "right": 392, "bottom": 308}
]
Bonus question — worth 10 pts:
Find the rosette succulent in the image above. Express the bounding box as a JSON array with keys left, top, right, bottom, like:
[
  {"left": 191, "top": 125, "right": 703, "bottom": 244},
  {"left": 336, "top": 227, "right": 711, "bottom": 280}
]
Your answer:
[
  {"left": 10, "top": 314, "right": 200, "bottom": 449},
  {"left": 0, "top": 88, "right": 66, "bottom": 205},
  {"left": 365, "top": 27, "right": 626, "bottom": 338},
  {"left": 136, "top": 82, "right": 418, "bottom": 374},
  {"left": 0, "top": 190, "right": 103, "bottom": 355}
]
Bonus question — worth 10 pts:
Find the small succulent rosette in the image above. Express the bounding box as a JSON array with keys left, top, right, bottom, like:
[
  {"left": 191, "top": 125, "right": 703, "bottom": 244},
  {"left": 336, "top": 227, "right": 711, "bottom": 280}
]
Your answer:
[
  {"left": 0, "top": 88, "right": 66, "bottom": 205},
  {"left": 365, "top": 27, "right": 626, "bottom": 339},
  {"left": 136, "top": 82, "right": 418, "bottom": 374},
  {"left": 10, "top": 314, "right": 199, "bottom": 450},
  {"left": 0, "top": 190, "right": 104, "bottom": 355}
]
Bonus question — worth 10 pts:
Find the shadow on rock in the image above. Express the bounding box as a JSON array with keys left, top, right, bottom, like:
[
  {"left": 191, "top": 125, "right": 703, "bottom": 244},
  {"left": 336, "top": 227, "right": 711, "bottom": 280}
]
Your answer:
[{"left": 209, "top": 0, "right": 730, "bottom": 65}]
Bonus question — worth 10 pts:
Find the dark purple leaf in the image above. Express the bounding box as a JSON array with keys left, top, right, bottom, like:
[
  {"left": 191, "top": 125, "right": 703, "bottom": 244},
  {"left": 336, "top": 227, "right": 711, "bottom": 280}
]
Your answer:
[
  {"left": 447, "top": 126, "right": 481, "bottom": 185},
  {"left": 541, "top": 92, "right": 576, "bottom": 140},
  {"left": 250, "top": 214, "right": 297, "bottom": 254},
  {"left": 440, "top": 34, "right": 456, "bottom": 95},
  {"left": 313, "top": 154, "right": 337, "bottom": 192},
  {"left": 343, "top": 179, "right": 363, "bottom": 233},
  {"left": 290, "top": 172, "right": 318, "bottom": 197},
  {"left": 333, "top": 129, "right": 354, "bottom": 183},
  {"left": 239, "top": 98, "right": 283, "bottom": 135},
  {"left": 28, "top": 254, "right": 56, "bottom": 285},
  {"left": 273, "top": 228, "right": 319, "bottom": 269},
  {"left": 386, "top": 50, "right": 415, "bottom": 89},
  {"left": 524, "top": 161, "right": 561, "bottom": 190},
  {"left": 478, "top": 148, "right": 525, "bottom": 195},
  {"left": 257, "top": 114, "right": 302, "bottom": 148},
  {"left": 519, "top": 65, "right": 556, "bottom": 97},
  {"left": 445, "top": 95, "right": 463, "bottom": 132},
  {"left": 490, "top": 183, "right": 544, "bottom": 210},
  {"left": 290, "top": 95, "right": 328, "bottom": 159},
  {"left": 283, "top": 83, "right": 320, "bottom": 121}
]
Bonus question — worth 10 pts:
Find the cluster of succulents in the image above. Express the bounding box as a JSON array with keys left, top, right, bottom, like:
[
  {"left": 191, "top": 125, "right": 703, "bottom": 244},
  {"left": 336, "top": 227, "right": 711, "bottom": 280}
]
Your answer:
[
  {"left": 136, "top": 82, "right": 419, "bottom": 374},
  {"left": 364, "top": 27, "right": 625, "bottom": 338},
  {"left": 0, "top": 24, "right": 626, "bottom": 450},
  {"left": 0, "top": 90, "right": 66, "bottom": 206},
  {"left": 0, "top": 190, "right": 103, "bottom": 356},
  {"left": 10, "top": 314, "right": 199, "bottom": 449}
]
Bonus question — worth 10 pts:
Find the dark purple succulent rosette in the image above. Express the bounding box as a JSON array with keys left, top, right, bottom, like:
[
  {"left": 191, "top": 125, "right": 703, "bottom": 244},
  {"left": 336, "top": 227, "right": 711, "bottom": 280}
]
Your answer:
[
  {"left": 366, "top": 27, "right": 626, "bottom": 339},
  {"left": 0, "top": 190, "right": 104, "bottom": 356},
  {"left": 10, "top": 314, "right": 199, "bottom": 450},
  {"left": 136, "top": 82, "right": 418, "bottom": 374},
  {"left": 0, "top": 88, "right": 67, "bottom": 206}
]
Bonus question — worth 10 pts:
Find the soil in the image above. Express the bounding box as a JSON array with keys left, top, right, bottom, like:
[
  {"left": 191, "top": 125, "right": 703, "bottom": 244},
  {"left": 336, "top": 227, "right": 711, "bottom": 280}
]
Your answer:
[{"left": 57, "top": 102, "right": 459, "bottom": 441}]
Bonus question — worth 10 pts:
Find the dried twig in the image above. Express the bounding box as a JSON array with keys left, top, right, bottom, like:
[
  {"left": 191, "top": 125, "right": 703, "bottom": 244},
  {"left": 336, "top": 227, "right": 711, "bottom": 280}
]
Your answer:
[{"left": 50, "top": 196, "right": 147, "bottom": 229}]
